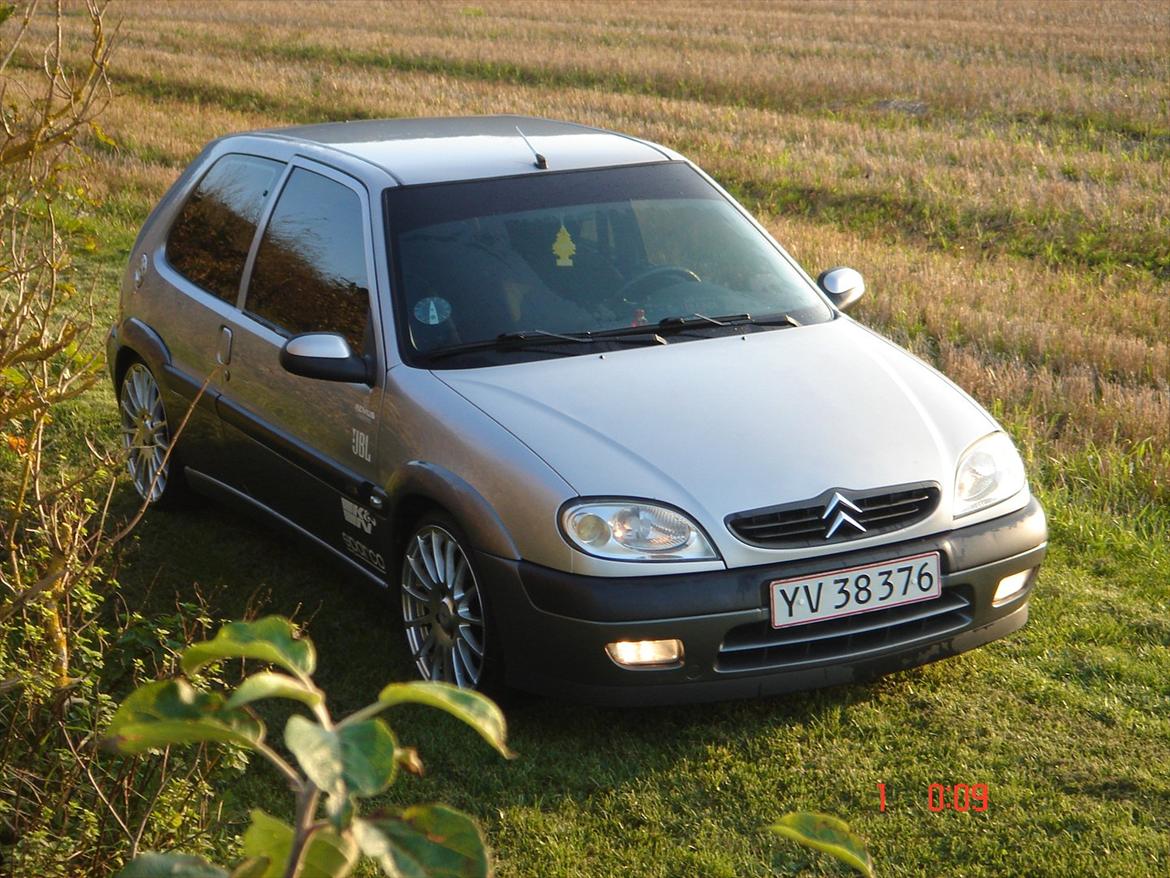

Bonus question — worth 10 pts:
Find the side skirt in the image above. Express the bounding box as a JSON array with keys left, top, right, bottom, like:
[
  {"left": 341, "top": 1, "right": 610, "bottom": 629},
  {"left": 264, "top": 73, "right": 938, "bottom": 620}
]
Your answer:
[{"left": 184, "top": 467, "right": 389, "bottom": 589}]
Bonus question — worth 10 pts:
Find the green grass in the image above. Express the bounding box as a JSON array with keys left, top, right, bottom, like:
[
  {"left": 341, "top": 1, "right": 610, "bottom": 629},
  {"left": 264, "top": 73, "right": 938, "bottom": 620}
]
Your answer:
[
  {"left": 17, "top": 2, "right": 1169, "bottom": 873},
  {"left": 68, "top": 249, "right": 1167, "bottom": 877},
  {"left": 54, "top": 130, "right": 1170, "bottom": 878},
  {"left": 100, "top": 486, "right": 1168, "bottom": 877}
]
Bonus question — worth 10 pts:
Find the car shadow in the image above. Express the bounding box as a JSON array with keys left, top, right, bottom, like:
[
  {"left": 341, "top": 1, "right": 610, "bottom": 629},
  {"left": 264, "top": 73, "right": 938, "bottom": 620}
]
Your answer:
[{"left": 110, "top": 484, "right": 900, "bottom": 823}]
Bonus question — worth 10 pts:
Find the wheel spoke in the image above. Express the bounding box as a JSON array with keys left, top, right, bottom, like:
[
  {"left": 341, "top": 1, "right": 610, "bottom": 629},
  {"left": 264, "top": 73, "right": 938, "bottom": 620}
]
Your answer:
[
  {"left": 451, "top": 644, "right": 468, "bottom": 688},
  {"left": 123, "top": 373, "right": 140, "bottom": 412},
  {"left": 402, "top": 579, "right": 431, "bottom": 605},
  {"left": 146, "top": 381, "right": 160, "bottom": 414},
  {"left": 456, "top": 639, "right": 481, "bottom": 685},
  {"left": 458, "top": 625, "right": 484, "bottom": 657},
  {"left": 452, "top": 556, "right": 467, "bottom": 598},
  {"left": 430, "top": 644, "right": 446, "bottom": 682},
  {"left": 133, "top": 371, "right": 149, "bottom": 412},
  {"left": 429, "top": 531, "right": 445, "bottom": 582},
  {"left": 455, "top": 597, "right": 481, "bottom": 625},
  {"left": 416, "top": 535, "right": 439, "bottom": 583},
  {"left": 406, "top": 555, "right": 437, "bottom": 592},
  {"left": 416, "top": 630, "right": 436, "bottom": 662},
  {"left": 443, "top": 539, "right": 456, "bottom": 586}
]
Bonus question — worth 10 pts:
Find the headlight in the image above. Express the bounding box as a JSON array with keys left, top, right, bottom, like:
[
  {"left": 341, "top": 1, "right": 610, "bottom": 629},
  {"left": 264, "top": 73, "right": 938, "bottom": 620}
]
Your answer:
[
  {"left": 954, "top": 432, "right": 1026, "bottom": 518},
  {"left": 560, "top": 500, "right": 719, "bottom": 561}
]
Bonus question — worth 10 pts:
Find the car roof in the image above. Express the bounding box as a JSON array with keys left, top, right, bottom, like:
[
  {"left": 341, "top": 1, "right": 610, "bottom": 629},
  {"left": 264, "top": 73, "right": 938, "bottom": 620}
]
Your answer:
[{"left": 245, "top": 115, "right": 679, "bottom": 186}]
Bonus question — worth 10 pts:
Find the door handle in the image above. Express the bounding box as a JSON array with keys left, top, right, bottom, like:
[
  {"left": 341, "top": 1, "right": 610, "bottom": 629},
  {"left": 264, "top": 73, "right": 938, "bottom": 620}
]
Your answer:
[{"left": 216, "top": 326, "right": 233, "bottom": 366}]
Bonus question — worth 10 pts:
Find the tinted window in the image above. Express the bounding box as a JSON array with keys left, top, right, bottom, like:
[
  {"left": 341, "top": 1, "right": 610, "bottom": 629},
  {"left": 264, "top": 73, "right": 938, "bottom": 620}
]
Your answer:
[
  {"left": 385, "top": 164, "right": 830, "bottom": 360},
  {"left": 166, "top": 154, "right": 285, "bottom": 302},
  {"left": 245, "top": 168, "right": 370, "bottom": 351}
]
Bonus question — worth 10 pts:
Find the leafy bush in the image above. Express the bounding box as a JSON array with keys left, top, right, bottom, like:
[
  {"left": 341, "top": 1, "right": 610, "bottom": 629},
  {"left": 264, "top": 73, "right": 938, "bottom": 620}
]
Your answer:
[
  {"left": 1, "top": 3, "right": 243, "bottom": 872},
  {"left": 107, "top": 616, "right": 511, "bottom": 877}
]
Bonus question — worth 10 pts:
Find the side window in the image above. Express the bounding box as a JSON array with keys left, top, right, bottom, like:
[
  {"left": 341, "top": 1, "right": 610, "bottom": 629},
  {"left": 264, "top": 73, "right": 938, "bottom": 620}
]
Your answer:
[
  {"left": 166, "top": 154, "right": 285, "bottom": 303},
  {"left": 244, "top": 168, "right": 370, "bottom": 352}
]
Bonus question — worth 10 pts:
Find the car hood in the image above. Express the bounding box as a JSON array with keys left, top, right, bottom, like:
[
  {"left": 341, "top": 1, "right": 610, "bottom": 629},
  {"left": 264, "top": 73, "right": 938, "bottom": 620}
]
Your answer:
[{"left": 434, "top": 318, "right": 998, "bottom": 560}]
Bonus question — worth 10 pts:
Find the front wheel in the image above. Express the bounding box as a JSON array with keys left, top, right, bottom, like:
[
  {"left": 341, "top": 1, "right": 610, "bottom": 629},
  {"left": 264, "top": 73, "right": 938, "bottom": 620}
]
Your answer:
[{"left": 399, "top": 515, "right": 501, "bottom": 692}]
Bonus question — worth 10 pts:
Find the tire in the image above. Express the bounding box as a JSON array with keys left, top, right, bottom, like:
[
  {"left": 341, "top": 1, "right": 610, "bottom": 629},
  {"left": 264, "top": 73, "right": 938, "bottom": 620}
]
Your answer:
[
  {"left": 398, "top": 512, "right": 503, "bottom": 694},
  {"left": 118, "top": 360, "right": 186, "bottom": 507}
]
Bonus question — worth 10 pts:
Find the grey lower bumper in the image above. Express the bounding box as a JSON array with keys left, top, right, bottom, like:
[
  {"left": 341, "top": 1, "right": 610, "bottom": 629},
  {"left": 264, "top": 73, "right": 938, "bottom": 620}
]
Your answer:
[{"left": 479, "top": 497, "right": 1047, "bottom": 705}]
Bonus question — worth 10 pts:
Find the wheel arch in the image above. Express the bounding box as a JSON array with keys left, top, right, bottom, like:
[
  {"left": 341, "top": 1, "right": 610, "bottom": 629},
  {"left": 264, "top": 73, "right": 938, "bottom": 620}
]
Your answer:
[
  {"left": 385, "top": 461, "right": 520, "bottom": 561},
  {"left": 111, "top": 318, "right": 173, "bottom": 392}
]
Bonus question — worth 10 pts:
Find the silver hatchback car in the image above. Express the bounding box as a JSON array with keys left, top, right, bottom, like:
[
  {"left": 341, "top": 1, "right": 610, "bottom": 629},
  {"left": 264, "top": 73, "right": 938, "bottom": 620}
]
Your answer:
[{"left": 108, "top": 116, "right": 1046, "bottom": 704}]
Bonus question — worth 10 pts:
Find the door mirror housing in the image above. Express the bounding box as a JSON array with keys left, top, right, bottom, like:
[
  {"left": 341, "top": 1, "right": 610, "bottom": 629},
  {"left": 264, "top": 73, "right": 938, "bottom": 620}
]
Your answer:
[
  {"left": 279, "top": 333, "right": 373, "bottom": 384},
  {"left": 817, "top": 266, "right": 866, "bottom": 312}
]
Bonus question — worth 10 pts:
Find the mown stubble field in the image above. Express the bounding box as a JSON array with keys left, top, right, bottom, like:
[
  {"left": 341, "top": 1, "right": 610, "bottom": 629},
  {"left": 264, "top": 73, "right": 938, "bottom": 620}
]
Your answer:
[{"left": 23, "top": 1, "right": 1170, "bottom": 875}]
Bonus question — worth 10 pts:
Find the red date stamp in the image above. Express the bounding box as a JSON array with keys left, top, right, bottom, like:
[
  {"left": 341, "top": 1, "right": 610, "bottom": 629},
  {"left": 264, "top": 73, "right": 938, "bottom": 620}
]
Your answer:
[{"left": 877, "top": 782, "right": 989, "bottom": 812}]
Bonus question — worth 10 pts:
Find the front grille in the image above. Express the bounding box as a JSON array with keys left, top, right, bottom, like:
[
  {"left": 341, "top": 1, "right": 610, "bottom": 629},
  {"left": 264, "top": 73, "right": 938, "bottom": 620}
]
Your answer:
[
  {"left": 727, "top": 483, "right": 941, "bottom": 549},
  {"left": 716, "top": 586, "right": 973, "bottom": 673}
]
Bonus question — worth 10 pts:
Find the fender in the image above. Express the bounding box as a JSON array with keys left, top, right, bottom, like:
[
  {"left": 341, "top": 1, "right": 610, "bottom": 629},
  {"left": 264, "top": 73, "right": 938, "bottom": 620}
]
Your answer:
[
  {"left": 111, "top": 317, "right": 215, "bottom": 411},
  {"left": 109, "top": 317, "right": 170, "bottom": 387},
  {"left": 384, "top": 460, "right": 520, "bottom": 561}
]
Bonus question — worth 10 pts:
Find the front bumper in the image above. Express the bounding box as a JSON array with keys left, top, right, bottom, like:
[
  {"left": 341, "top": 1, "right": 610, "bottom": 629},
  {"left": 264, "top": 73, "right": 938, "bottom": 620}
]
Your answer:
[{"left": 480, "top": 496, "right": 1047, "bottom": 705}]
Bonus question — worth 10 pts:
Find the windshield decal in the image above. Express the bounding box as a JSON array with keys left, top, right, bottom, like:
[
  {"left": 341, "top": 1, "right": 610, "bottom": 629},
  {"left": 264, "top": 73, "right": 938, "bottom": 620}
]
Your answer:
[{"left": 552, "top": 222, "right": 576, "bottom": 267}]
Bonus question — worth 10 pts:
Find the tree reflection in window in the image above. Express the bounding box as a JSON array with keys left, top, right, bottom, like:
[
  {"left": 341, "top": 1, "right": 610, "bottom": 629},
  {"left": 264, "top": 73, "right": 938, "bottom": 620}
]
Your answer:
[
  {"left": 245, "top": 168, "right": 370, "bottom": 353},
  {"left": 166, "top": 154, "right": 285, "bottom": 303}
]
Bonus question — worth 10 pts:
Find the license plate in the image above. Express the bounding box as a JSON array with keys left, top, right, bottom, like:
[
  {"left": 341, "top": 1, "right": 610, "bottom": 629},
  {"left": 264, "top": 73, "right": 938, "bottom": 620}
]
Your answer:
[{"left": 769, "top": 551, "right": 941, "bottom": 629}]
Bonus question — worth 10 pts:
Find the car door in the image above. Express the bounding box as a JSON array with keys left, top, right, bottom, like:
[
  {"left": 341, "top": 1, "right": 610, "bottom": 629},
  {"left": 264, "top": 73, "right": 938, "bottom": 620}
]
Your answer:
[
  {"left": 216, "top": 160, "right": 389, "bottom": 577},
  {"left": 147, "top": 152, "right": 286, "bottom": 476}
]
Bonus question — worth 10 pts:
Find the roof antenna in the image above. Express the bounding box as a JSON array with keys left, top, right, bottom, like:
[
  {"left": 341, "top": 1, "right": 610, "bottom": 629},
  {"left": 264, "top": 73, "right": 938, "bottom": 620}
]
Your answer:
[{"left": 515, "top": 126, "right": 548, "bottom": 169}]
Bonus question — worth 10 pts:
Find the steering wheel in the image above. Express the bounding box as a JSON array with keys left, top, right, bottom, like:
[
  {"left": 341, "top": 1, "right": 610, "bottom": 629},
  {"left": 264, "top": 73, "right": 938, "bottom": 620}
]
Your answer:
[{"left": 617, "top": 265, "right": 701, "bottom": 300}]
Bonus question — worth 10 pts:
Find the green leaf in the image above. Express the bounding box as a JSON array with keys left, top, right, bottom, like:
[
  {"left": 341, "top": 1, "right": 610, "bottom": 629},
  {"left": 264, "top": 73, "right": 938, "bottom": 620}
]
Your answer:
[
  {"left": 339, "top": 719, "right": 399, "bottom": 796},
  {"left": 228, "top": 860, "right": 270, "bottom": 878},
  {"left": 375, "top": 682, "right": 512, "bottom": 759},
  {"left": 117, "top": 852, "right": 228, "bottom": 877},
  {"left": 284, "top": 716, "right": 399, "bottom": 799},
  {"left": 353, "top": 806, "right": 489, "bottom": 878},
  {"left": 768, "top": 812, "right": 874, "bottom": 878},
  {"left": 182, "top": 616, "right": 316, "bottom": 678},
  {"left": 241, "top": 811, "right": 290, "bottom": 878},
  {"left": 242, "top": 809, "right": 357, "bottom": 878},
  {"left": 105, "top": 680, "right": 264, "bottom": 754},
  {"left": 226, "top": 671, "right": 323, "bottom": 710},
  {"left": 285, "top": 715, "right": 344, "bottom": 798}
]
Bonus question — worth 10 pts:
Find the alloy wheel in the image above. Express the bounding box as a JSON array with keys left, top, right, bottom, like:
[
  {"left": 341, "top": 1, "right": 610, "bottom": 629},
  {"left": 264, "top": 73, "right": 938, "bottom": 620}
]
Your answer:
[
  {"left": 119, "top": 363, "right": 170, "bottom": 503},
  {"left": 400, "top": 524, "right": 486, "bottom": 688}
]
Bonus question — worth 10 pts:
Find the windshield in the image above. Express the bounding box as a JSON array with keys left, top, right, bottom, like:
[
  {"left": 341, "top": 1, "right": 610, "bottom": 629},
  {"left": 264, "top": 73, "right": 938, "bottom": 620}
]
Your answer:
[{"left": 384, "top": 163, "right": 832, "bottom": 363}]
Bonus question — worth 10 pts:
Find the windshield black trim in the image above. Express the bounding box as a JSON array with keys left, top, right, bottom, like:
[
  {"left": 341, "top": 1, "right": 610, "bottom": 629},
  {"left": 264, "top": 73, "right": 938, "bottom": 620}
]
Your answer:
[{"left": 387, "top": 159, "right": 678, "bottom": 192}]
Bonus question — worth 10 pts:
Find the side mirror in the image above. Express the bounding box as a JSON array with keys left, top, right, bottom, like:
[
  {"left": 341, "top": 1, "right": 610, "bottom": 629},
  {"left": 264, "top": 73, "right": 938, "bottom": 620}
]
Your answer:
[
  {"left": 279, "top": 333, "right": 373, "bottom": 384},
  {"left": 817, "top": 266, "right": 866, "bottom": 312}
]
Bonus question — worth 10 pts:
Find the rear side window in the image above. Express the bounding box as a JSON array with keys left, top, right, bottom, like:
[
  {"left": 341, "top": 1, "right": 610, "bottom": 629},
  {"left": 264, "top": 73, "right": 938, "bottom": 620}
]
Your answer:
[
  {"left": 166, "top": 154, "right": 285, "bottom": 303},
  {"left": 244, "top": 167, "right": 370, "bottom": 351}
]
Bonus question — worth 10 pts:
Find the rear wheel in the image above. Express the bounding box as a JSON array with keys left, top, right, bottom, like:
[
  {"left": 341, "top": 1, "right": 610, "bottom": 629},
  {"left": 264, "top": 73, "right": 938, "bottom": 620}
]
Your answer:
[
  {"left": 118, "top": 361, "right": 183, "bottom": 506},
  {"left": 399, "top": 514, "right": 501, "bottom": 692}
]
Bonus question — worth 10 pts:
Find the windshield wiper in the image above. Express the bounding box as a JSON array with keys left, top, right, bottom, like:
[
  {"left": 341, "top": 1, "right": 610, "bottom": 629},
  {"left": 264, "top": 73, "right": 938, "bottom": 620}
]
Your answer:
[
  {"left": 587, "top": 312, "right": 801, "bottom": 340},
  {"left": 657, "top": 312, "right": 802, "bottom": 329},
  {"left": 422, "top": 328, "right": 665, "bottom": 362},
  {"left": 658, "top": 312, "right": 752, "bottom": 328},
  {"left": 498, "top": 329, "right": 594, "bottom": 344}
]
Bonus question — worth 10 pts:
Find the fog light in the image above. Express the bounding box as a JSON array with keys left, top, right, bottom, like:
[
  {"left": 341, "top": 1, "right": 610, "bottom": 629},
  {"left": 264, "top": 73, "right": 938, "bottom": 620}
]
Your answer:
[
  {"left": 605, "top": 639, "right": 684, "bottom": 669},
  {"left": 993, "top": 569, "right": 1034, "bottom": 606}
]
